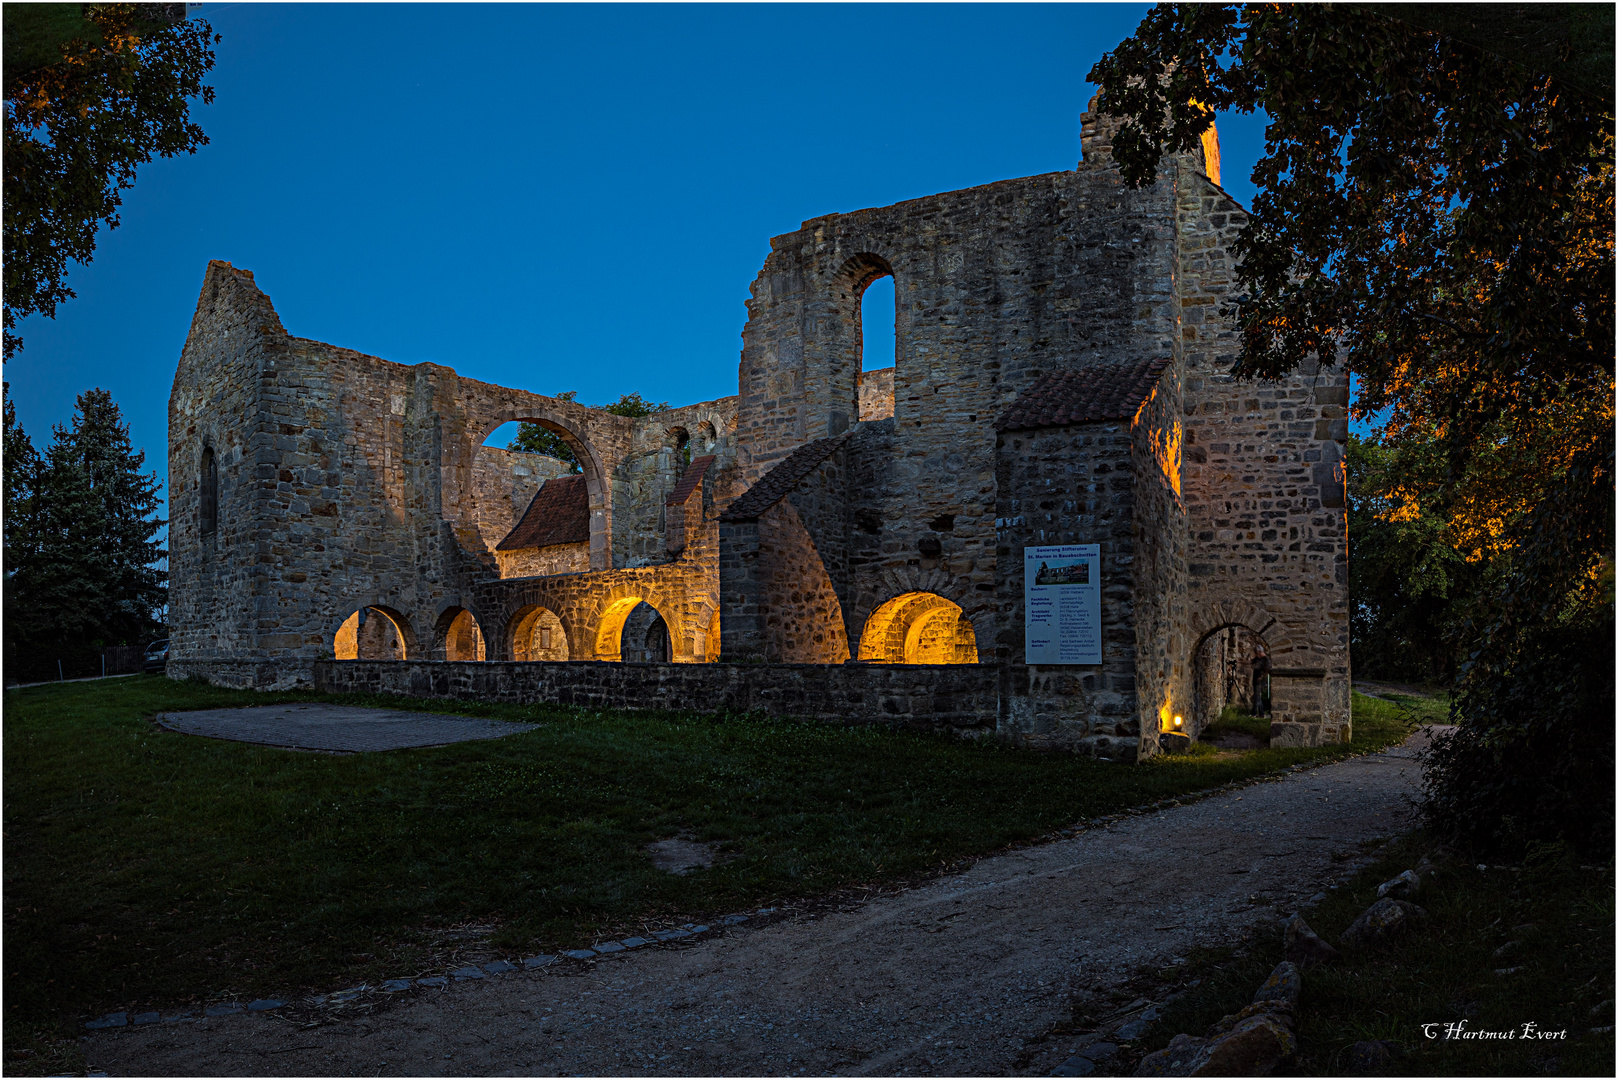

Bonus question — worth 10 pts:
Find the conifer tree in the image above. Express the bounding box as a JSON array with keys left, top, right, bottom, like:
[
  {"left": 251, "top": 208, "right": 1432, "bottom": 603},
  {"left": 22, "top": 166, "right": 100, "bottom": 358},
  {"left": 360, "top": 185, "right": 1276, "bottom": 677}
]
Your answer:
[{"left": 2, "top": 387, "right": 165, "bottom": 680}]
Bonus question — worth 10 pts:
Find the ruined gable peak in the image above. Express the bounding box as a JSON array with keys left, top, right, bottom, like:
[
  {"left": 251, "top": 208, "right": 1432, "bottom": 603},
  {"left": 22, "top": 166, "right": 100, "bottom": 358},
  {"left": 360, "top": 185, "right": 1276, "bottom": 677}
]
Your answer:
[{"left": 189, "top": 259, "right": 288, "bottom": 342}]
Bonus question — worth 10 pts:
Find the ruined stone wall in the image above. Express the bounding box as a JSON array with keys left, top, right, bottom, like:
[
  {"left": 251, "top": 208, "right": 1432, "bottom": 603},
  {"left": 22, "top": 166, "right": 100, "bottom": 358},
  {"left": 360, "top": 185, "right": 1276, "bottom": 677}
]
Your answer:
[
  {"left": 494, "top": 543, "right": 590, "bottom": 580},
  {"left": 730, "top": 163, "right": 1186, "bottom": 669},
  {"left": 316, "top": 659, "right": 999, "bottom": 737},
  {"left": 1128, "top": 374, "right": 1190, "bottom": 756},
  {"left": 168, "top": 264, "right": 285, "bottom": 663},
  {"left": 470, "top": 504, "right": 720, "bottom": 665},
  {"left": 857, "top": 366, "right": 894, "bottom": 421},
  {"left": 992, "top": 421, "right": 1142, "bottom": 756},
  {"left": 471, "top": 448, "right": 574, "bottom": 554},
  {"left": 1173, "top": 169, "right": 1352, "bottom": 745},
  {"left": 755, "top": 499, "right": 850, "bottom": 663},
  {"left": 168, "top": 262, "right": 729, "bottom": 678},
  {"left": 608, "top": 400, "right": 740, "bottom": 568}
]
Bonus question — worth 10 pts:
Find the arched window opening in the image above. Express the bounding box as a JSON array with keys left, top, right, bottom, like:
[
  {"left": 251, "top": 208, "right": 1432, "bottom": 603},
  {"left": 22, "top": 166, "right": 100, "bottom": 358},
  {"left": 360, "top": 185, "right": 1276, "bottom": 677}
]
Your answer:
[
  {"left": 858, "top": 593, "right": 978, "bottom": 664},
  {"left": 594, "top": 597, "right": 672, "bottom": 662},
  {"left": 667, "top": 426, "right": 692, "bottom": 466},
  {"left": 856, "top": 272, "right": 897, "bottom": 422},
  {"left": 334, "top": 607, "right": 406, "bottom": 660},
  {"left": 642, "top": 612, "right": 671, "bottom": 663},
  {"left": 860, "top": 274, "right": 895, "bottom": 372},
  {"left": 696, "top": 420, "right": 718, "bottom": 452},
  {"left": 200, "top": 446, "right": 218, "bottom": 536},
  {"left": 511, "top": 605, "right": 569, "bottom": 662}
]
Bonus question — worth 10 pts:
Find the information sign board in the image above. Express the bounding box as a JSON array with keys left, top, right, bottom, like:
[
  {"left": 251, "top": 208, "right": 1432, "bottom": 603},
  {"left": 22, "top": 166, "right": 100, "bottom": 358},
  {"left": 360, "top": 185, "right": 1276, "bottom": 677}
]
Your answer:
[{"left": 1024, "top": 544, "right": 1102, "bottom": 664}]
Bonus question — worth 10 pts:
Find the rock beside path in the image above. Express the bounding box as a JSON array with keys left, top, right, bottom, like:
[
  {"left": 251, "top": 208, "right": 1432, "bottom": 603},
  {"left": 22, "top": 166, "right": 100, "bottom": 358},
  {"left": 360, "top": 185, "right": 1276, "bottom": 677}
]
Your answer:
[
  {"left": 1134, "top": 963, "right": 1299, "bottom": 1077},
  {"left": 1341, "top": 897, "right": 1427, "bottom": 948},
  {"left": 1283, "top": 915, "right": 1341, "bottom": 969}
]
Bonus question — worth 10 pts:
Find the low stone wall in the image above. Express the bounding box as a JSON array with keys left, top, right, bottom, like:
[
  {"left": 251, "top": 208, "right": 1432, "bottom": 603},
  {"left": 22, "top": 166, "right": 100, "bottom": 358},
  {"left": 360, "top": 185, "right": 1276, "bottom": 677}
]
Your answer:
[
  {"left": 166, "top": 657, "right": 316, "bottom": 691},
  {"left": 312, "top": 660, "right": 999, "bottom": 735}
]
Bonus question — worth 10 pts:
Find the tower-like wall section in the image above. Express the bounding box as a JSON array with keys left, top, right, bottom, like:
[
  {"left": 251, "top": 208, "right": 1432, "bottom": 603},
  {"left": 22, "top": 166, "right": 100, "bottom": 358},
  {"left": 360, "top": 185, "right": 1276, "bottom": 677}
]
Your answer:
[{"left": 1174, "top": 171, "right": 1352, "bottom": 742}]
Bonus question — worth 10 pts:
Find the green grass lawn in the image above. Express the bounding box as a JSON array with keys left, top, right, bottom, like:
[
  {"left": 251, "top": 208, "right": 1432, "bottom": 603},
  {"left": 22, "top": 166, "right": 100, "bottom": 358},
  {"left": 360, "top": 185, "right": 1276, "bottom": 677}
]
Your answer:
[{"left": 4, "top": 676, "right": 1410, "bottom": 1051}]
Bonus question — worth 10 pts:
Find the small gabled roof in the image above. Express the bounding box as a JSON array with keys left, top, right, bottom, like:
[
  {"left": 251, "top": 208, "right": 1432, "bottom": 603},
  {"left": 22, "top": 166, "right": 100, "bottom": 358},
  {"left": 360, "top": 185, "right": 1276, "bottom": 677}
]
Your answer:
[
  {"left": 496, "top": 475, "right": 590, "bottom": 551},
  {"left": 666, "top": 455, "right": 716, "bottom": 507},
  {"left": 719, "top": 432, "right": 853, "bottom": 522},
  {"left": 995, "top": 357, "right": 1171, "bottom": 431}
]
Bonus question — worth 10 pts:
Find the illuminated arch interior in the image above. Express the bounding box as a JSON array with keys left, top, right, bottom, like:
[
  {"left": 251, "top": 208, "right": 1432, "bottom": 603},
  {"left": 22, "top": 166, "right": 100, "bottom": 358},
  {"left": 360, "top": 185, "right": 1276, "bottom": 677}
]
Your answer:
[
  {"left": 334, "top": 607, "right": 407, "bottom": 660},
  {"left": 511, "top": 605, "right": 569, "bottom": 661},
  {"left": 439, "top": 608, "right": 486, "bottom": 662},
  {"left": 858, "top": 592, "right": 978, "bottom": 664},
  {"left": 594, "top": 597, "right": 645, "bottom": 662}
]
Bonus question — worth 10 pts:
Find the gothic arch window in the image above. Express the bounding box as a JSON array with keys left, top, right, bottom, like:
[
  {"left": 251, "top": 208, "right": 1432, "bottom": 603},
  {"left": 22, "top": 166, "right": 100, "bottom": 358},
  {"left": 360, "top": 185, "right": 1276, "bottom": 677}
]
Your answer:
[{"left": 200, "top": 446, "right": 218, "bottom": 537}]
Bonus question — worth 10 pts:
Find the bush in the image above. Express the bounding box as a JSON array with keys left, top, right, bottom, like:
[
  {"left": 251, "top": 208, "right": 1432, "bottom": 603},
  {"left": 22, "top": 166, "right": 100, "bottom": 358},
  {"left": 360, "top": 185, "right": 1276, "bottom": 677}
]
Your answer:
[{"left": 1420, "top": 615, "right": 1615, "bottom": 858}]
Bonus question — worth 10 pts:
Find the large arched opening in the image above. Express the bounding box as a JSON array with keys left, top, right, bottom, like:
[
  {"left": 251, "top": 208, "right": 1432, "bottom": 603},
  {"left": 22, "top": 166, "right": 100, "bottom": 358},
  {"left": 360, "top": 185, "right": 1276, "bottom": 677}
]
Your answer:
[
  {"left": 858, "top": 592, "right": 979, "bottom": 664},
  {"left": 466, "top": 402, "right": 614, "bottom": 572},
  {"left": 509, "top": 604, "right": 570, "bottom": 662},
  {"left": 433, "top": 606, "right": 487, "bottom": 662},
  {"left": 334, "top": 606, "right": 413, "bottom": 660},
  {"left": 594, "top": 596, "right": 673, "bottom": 663},
  {"left": 1191, "top": 623, "right": 1272, "bottom": 746}
]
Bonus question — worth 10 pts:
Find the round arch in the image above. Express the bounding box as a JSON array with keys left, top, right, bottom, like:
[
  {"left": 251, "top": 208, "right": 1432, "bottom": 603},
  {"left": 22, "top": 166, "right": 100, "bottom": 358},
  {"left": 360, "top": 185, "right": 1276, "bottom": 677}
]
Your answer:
[
  {"left": 467, "top": 400, "right": 615, "bottom": 572},
  {"left": 509, "top": 604, "right": 571, "bottom": 662},
  {"left": 333, "top": 605, "right": 416, "bottom": 660},
  {"left": 858, "top": 592, "right": 979, "bottom": 664},
  {"left": 1189, "top": 621, "right": 1275, "bottom": 737},
  {"left": 433, "top": 605, "right": 487, "bottom": 662}
]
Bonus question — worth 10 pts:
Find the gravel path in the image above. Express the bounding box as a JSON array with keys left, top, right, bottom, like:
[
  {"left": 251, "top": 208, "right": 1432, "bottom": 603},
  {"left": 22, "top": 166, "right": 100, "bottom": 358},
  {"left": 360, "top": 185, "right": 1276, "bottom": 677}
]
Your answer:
[
  {"left": 157, "top": 705, "right": 541, "bottom": 753},
  {"left": 85, "top": 732, "right": 1439, "bottom": 1077}
]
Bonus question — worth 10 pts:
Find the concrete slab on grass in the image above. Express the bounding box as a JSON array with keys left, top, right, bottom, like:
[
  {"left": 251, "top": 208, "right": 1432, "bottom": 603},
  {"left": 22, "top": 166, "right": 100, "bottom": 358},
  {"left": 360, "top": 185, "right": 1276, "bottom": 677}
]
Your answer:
[{"left": 157, "top": 704, "right": 540, "bottom": 753}]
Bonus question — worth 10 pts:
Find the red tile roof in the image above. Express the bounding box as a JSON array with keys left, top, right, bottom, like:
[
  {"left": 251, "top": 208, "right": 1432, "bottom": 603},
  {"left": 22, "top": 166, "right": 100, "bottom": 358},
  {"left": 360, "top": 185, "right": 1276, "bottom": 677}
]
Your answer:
[
  {"left": 496, "top": 475, "right": 590, "bottom": 551},
  {"left": 719, "top": 432, "right": 853, "bottom": 522},
  {"left": 995, "top": 358, "right": 1171, "bottom": 431},
  {"left": 665, "top": 455, "right": 716, "bottom": 507}
]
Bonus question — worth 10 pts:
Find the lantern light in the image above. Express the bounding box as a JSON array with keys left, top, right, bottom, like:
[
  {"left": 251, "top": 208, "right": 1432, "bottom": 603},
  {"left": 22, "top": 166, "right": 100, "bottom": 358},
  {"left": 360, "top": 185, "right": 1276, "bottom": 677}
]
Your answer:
[{"left": 1173, "top": 715, "right": 1183, "bottom": 728}]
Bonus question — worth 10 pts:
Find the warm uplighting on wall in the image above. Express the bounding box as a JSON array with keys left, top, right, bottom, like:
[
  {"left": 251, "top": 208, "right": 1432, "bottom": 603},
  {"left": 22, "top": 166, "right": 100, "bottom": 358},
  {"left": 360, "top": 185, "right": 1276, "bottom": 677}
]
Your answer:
[{"left": 858, "top": 592, "right": 978, "bottom": 664}]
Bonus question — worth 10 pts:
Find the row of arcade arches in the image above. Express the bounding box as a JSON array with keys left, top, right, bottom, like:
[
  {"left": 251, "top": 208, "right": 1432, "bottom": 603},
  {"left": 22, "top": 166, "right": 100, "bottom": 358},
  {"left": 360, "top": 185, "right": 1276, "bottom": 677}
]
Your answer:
[
  {"left": 331, "top": 599, "right": 673, "bottom": 664},
  {"left": 331, "top": 591, "right": 979, "bottom": 666}
]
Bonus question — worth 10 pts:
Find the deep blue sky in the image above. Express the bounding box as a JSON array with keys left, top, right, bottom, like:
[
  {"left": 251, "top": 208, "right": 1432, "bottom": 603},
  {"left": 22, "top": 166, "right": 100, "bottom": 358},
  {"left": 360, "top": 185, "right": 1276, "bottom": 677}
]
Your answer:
[{"left": 8, "top": 2, "right": 1271, "bottom": 516}]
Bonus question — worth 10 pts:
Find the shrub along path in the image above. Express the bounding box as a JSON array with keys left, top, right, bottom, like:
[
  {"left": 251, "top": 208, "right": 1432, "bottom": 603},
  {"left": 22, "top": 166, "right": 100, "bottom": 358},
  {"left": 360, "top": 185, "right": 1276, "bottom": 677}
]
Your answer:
[{"left": 72, "top": 710, "right": 1435, "bottom": 1076}]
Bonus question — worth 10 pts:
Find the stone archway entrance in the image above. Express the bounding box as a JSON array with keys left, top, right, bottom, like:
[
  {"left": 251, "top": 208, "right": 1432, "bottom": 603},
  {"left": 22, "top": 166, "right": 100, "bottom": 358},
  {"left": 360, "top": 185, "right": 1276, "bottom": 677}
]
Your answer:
[{"left": 1191, "top": 623, "right": 1271, "bottom": 743}]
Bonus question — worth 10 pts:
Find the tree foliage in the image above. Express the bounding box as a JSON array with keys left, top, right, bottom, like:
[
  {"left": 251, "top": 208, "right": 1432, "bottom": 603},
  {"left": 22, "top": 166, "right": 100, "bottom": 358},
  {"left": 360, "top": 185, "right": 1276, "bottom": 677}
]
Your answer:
[
  {"left": 1092, "top": 4, "right": 1615, "bottom": 855},
  {"left": 3, "top": 3, "right": 218, "bottom": 359},
  {"left": 505, "top": 392, "right": 671, "bottom": 471},
  {"left": 3, "top": 386, "right": 167, "bottom": 681}
]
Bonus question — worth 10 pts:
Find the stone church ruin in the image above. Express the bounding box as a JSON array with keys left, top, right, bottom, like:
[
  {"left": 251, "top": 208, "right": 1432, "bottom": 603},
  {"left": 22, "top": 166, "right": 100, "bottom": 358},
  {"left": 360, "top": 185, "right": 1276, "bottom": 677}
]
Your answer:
[{"left": 168, "top": 100, "right": 1351, "bottom": 759}]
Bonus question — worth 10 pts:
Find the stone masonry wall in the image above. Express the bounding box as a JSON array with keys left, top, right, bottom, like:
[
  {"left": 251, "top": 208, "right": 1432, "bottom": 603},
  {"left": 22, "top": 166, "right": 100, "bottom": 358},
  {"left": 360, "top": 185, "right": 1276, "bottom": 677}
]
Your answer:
[
  {"left": 857, "top": 366, "right": 895, "bottom": 421},
  {"left": 316, "top": 659, "right": 998, "bottom": 737},
  {"left": 494, "top": 542, "right": 590, "bottom": 580},
  {"left": 729, "top": 162, "right": 1188, "bottom": 676},
  {"left": 755, "top": 499, "right": 850, "bottom": 663},
  {"left": 1128, "top": 373, "right": 1191, "bottom": 756},
  {"left": 992, "top": 421, "right": 1142, "bottom": 756},
  {"left": 169, "top": 262, "right": 732, "bottom": 676},
  {"left": 470, "top": 448, "right": 574, "bottom": 555},
  {"left": 1173, "top": 169, "right": 1351, "bottom": 745}
]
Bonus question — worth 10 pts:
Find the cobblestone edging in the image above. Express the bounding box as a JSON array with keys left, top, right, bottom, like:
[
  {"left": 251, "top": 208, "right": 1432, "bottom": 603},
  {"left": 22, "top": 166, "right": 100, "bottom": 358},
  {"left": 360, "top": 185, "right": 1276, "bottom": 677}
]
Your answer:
[{"left": 83, "top": 909, "right": 778, "bottom": 1032}]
